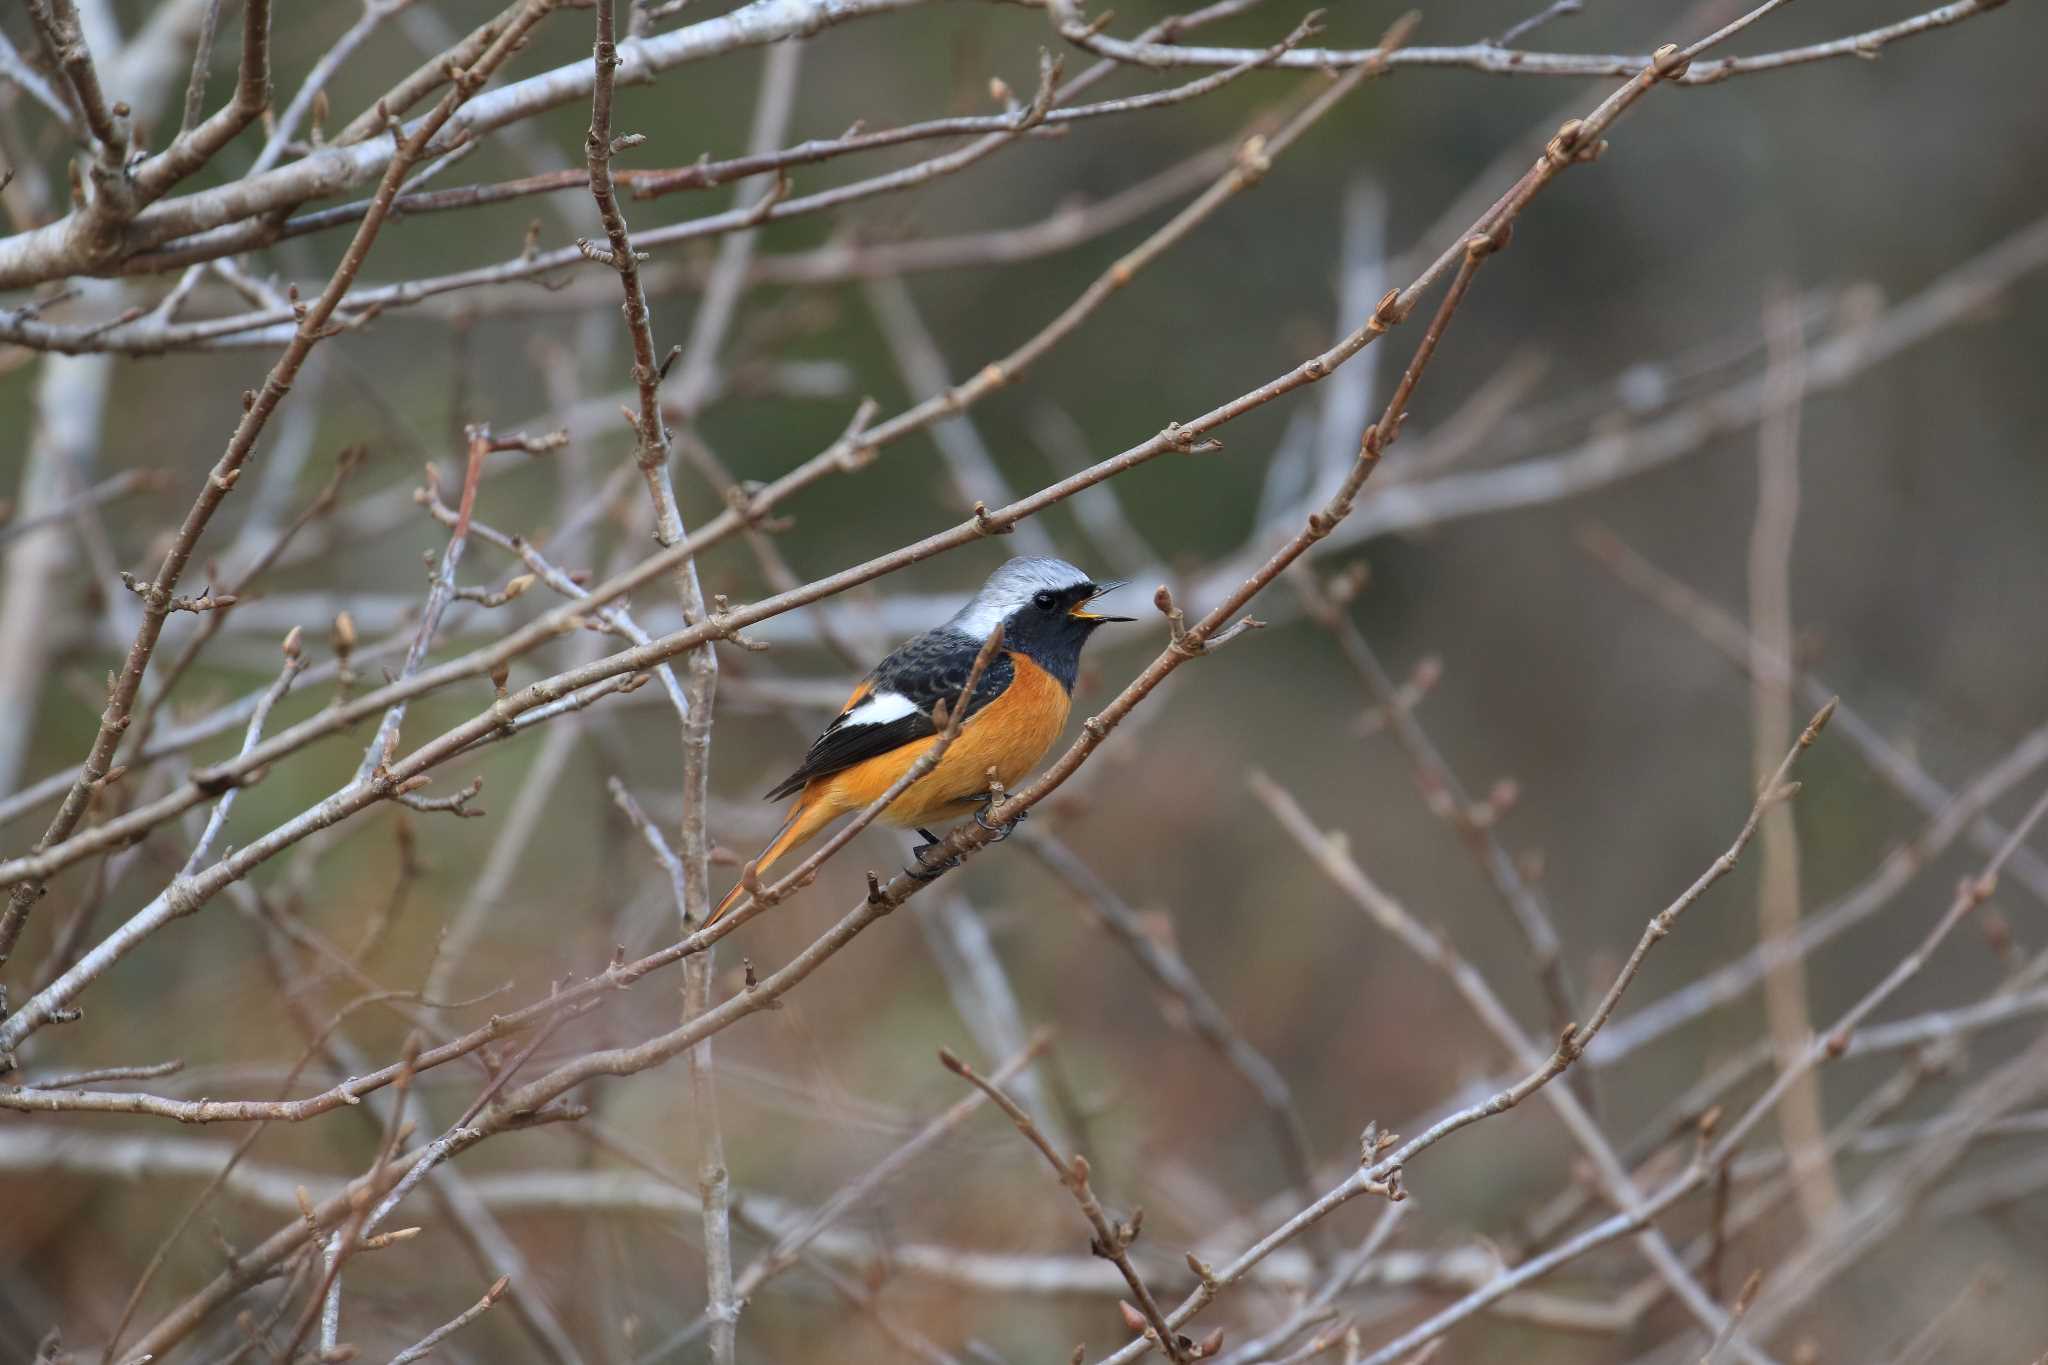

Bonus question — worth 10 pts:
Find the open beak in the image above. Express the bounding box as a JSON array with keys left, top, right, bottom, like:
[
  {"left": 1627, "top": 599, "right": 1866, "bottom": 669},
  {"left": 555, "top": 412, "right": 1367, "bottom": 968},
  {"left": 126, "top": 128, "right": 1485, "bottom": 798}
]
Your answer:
[{"left": 1069, "top": 580, "right": 1134, "bottom": 623}]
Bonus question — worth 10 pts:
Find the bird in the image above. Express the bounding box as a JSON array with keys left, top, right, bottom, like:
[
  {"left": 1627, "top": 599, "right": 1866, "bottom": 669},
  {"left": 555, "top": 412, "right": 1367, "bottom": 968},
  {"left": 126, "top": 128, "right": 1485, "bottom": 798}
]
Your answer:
[{"left": 709, "top": 557, "right": 1130, "bottom": 924}]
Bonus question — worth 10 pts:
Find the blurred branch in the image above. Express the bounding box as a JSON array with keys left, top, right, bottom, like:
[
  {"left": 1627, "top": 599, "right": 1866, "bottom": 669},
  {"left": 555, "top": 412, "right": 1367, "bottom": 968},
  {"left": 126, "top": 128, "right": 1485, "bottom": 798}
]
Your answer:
[
  {"left": 1021, "top": 828, "right": 1319, "bottom": 1206},
  {"left": 864, "top": 273, "right": 1062, "bottom": 560},
  {"left": 0, "top": 26, "right": 81, "bottom": 134},
  {"left": 911, "top": 892, "right": 1069, "bottom": 1151},
  {"left": 1708, "top": 785, "right": 2048, "bottom": 1171},
  {"left": 1725, "top": 793, "right": 2048, "bottom": 1350},
  {"left": 1042, "top": 0, "right": 2003, "bottom": 76},
  {"left": 0, "top": 620, "right": 415, "bottom": 833},
  {"left": 1576, "top": 519, "right": 2048, "bottom": 908},
  {"left": 1591, "top": 719, "right": 2048, "bottom": 1063},
  {"left": 388, "top": 1275, "right": 512, "bottom": 1365},
  {"left": 1747, "top": 285, "right": 1839, "bottom": 1227},
  {"left": 1289, "top": 569, "right": 1581, "bottom": 1084},
  {"left": 1312, "top": 212, "right": 2048, "bottom": 556},
  {"left": 0, "top": 309, "right": 116, "bottom": 796},
  {"left": 0, "top": 466, "right": 165, "bottom": 547}
]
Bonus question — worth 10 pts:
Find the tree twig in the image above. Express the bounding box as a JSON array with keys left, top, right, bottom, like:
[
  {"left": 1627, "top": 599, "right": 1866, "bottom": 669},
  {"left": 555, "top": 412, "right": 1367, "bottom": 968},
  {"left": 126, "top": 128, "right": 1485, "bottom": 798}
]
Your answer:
[{"left": 942, "top": 1046, "right": 1199, "bottom": 1363}]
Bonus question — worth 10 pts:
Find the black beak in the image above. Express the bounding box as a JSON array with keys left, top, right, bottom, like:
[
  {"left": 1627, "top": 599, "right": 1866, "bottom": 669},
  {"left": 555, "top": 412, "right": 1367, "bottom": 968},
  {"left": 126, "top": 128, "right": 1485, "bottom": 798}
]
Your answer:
[{"left": 1069, "top": 580, "right": 1134, "bottom": 623}]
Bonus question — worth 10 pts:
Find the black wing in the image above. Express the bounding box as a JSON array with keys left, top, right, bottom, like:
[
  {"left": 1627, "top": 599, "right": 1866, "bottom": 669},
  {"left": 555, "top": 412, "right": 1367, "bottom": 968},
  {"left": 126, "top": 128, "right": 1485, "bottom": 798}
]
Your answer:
[{"left": 764, "top": 629, "right": 1015, "bottom": 801}]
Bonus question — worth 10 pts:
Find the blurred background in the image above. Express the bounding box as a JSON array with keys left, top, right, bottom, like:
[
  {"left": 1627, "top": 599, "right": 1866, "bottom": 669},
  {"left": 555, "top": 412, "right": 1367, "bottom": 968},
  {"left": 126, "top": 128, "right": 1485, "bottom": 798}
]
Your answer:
[{"left": 3, "top": 0, "right": 2047, "bottom": 1359}]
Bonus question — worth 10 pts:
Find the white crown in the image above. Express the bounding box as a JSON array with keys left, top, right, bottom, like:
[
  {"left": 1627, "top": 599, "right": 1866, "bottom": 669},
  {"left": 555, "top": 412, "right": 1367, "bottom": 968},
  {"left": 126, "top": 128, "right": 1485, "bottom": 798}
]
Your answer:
[{"left": 946, "top": 557, "right": 1092, "bottom": 637}]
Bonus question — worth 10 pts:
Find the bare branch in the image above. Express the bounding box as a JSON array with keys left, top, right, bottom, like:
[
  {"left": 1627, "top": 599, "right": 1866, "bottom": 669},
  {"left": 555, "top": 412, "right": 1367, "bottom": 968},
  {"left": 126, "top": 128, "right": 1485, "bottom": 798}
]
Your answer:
[
  {"left": 942, "top": 1046, "right": 1199, "bottom": 1364},
  {"left": 388, "top": 1275, "right": 512, "bottom": 1365},
  {"left": 1043, "top": 0, "right": 1999, "bottom": 77}
]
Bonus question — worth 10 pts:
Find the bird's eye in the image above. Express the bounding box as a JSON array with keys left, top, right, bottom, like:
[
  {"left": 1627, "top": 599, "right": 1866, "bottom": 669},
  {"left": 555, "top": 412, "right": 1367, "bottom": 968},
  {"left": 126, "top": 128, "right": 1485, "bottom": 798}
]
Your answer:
[{"left": 1032, "top": 590, "right": 1058, "bottom": 612}]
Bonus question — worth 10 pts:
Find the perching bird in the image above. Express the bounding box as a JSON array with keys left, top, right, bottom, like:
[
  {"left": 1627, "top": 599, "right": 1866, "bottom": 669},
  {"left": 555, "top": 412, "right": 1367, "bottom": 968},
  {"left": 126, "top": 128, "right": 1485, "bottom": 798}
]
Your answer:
[{"left": 710, "top": 557, "right": 1130, "bottom": 923}]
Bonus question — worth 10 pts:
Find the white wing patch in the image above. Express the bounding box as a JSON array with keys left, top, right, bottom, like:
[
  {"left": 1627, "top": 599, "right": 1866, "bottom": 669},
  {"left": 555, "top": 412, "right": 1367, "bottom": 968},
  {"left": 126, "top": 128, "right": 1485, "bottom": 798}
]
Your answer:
[{"left": 839, "top": 690, "right": 920, "bottom": 729}]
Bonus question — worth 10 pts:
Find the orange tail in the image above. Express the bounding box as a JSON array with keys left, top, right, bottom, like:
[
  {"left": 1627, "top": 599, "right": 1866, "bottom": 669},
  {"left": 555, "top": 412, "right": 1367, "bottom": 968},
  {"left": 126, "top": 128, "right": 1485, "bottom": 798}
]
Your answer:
[{"left": 708, "top": 789, "right": 838, "bottom": 925}]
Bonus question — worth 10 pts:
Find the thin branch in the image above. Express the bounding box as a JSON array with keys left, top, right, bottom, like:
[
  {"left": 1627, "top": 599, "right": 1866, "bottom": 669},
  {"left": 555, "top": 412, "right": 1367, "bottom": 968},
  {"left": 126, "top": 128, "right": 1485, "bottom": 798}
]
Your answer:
[
  {"left": 1746, "top": 284, "right": 1838, "bottom": 1226},
  {"left": 388, "top": 1276, "right": 511, "bottom": 1364},
  {"left": 0, "top": 466, "right": 167, "bottom": 546},
  {"left": 352, "top": 426, "right": 490, "bottom": 783},
  {"left": 1042, "top": 0, "right": 1997, "bottom": 76},
  {"left": 175, "top": 0, "right": 225, "bottom": 137},
  {"left": 0, "top": 25, "right": 82, "bottom": 134},
  {"left": 94, "top": 986, "right": 425, "bottom": 1365},
  {"left": 610, "top": 779, "right": 690, "bottom": 917},
  {"left": 0, "top": 0, "right": 2010, "bottom": 285},
  {"left": 942, "top": 1047, "right": 1198, "bottom": 1364},
  {"left": 179, "top": 630, "right": 309, "bottom": 876},
  {"left": 1727, "top": 952, "right": 2048, "bottom": 1351},
  {"left": 1494, "top": 0, "right": 1582, "bottom": 48},
  {"left": 21, "top": 1057, "right": 181, "bottom": 1088}
]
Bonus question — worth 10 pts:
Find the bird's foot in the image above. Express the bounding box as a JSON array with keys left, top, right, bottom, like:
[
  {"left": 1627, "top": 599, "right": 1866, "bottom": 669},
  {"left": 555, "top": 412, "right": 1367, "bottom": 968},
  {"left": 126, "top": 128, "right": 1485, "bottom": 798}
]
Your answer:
[
  {"left": 907, "top": 828, "right": 960, "bottom": 881},
  {"left": 972, "top": 796, "right": 1028, "bottom": 842}
]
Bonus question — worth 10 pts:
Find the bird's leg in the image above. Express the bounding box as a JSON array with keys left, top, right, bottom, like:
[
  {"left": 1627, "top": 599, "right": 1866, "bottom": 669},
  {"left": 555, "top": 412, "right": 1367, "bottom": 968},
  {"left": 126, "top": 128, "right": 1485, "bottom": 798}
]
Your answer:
[
  {"left": 907, "top": 828, "right": 959, "bottom": 881},
  {"left": 971, "top": 792, "right": 1028, "bottom": 842},
  {"left": 906, "top": 795, "right": 1030, "bottom": 879}
]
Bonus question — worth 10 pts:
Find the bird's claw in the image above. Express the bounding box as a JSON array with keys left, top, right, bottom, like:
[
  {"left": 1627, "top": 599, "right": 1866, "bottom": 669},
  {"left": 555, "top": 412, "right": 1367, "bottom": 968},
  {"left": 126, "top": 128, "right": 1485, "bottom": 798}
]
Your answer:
[
  {"left": 907, "top": 831, "right": 961, "bottom": 881},
  {"left": 973, "top": 799, "right": 1027, "bottom": 842},
  {"left": 906, "top": 854, "right": 959, "bottom": 881},
  {"left": 906, "top": 803, "right": 1027, "bottom": 879}
]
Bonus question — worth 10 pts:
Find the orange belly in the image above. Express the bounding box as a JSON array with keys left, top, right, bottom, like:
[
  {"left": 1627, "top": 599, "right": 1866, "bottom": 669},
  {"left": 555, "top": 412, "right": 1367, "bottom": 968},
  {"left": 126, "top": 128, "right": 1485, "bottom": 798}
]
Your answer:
[{"left": 815, "top": 653, "right": 1070, "bottom": 827}]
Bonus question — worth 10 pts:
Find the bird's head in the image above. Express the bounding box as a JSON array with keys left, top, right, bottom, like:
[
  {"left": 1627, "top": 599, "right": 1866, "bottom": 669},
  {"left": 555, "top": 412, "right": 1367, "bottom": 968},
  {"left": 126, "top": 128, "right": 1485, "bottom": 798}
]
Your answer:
[{"left": 947, "top": 557, "right": 1130, "bottom": 682}]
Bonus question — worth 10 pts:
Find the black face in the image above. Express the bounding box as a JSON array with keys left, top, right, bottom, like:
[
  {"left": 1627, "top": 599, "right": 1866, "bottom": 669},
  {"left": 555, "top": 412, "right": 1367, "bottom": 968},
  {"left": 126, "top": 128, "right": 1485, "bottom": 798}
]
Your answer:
[{"left": 1000, "top": 580, "right": 1130, "bottom": 689}]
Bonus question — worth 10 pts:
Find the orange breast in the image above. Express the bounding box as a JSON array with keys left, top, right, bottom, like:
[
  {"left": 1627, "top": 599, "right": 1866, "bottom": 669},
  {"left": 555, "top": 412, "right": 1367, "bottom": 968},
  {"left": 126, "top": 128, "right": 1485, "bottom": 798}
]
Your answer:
[{"left": 814, "top": 653, "right": 1071, "bottom": 827}]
